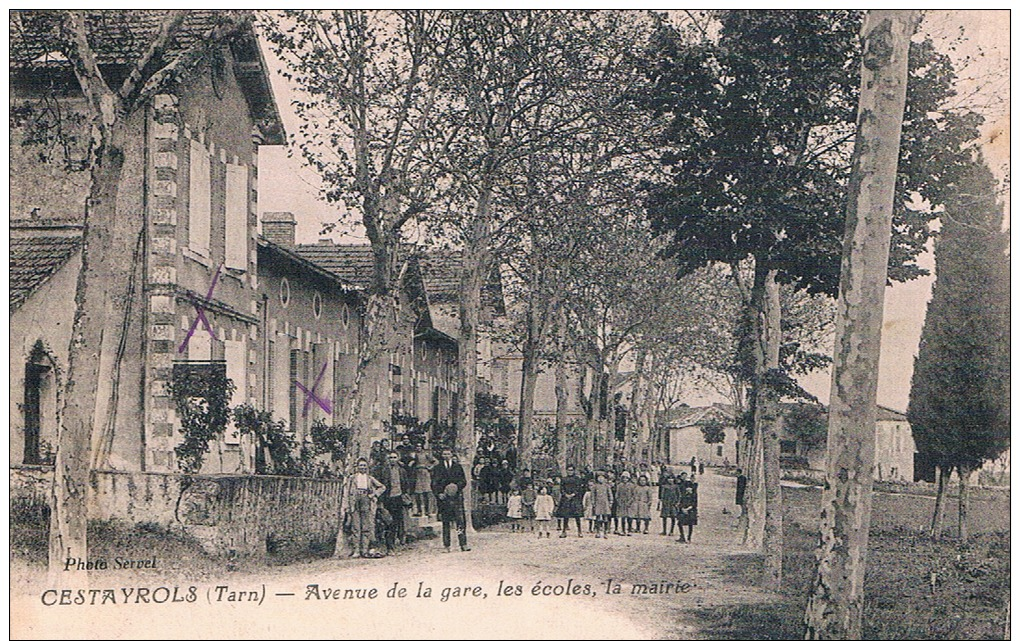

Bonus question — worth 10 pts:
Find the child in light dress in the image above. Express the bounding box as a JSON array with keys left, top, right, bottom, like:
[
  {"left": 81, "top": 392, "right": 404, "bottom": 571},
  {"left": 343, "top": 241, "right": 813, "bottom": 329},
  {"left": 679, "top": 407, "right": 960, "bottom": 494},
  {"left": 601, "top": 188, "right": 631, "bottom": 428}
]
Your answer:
[
  {"left": 506, "top": 489, "right": 523, "bottom": 532},
  {"left": 534, "top": 486, "right": 556, "bottom": 538}
]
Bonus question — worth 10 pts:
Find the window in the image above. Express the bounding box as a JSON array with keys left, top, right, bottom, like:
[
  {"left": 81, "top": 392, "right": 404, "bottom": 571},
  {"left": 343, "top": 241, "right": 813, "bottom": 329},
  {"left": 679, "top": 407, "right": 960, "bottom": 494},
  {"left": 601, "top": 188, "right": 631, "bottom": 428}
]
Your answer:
[
  {"left": 23, "top": 350, "right": 56, "bottom": 466},
  {"left": 280, "top": 278, "right": 290, "bottom": 307},
  {"left": 340, "top": 304, "right": 350, "bottom": 329},
  {"left": 717, "top": 445, "right": 723, "bottom": 457},
  {"left": 780, "top": 440, "right": 798, "bottom": 455},
  {"left": 224, "top": 164, "right": 248, "bottom": 270},
  {"left": 188, "top": 139, "right": 211, "bottom": 256},
  {"left": 313, "top": 292, "right": 322, "bottom": 319}
]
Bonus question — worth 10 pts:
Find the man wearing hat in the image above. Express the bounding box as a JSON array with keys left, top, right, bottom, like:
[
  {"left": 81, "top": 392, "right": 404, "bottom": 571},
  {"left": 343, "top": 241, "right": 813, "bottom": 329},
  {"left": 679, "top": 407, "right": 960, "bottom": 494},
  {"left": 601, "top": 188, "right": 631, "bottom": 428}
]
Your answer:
[{"left": 431, "top": 446, "right": 470, "bottom": 552}]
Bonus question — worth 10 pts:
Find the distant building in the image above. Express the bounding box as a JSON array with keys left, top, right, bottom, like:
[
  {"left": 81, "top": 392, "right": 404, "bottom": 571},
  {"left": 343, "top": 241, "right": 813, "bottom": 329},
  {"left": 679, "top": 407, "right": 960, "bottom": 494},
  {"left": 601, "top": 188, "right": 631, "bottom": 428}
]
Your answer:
[
  {"left": 660, "top": 403, "right": 917, "bottom": 481},
  {"left": 660, "top": 405, "right": 740, "bottom": 467}
]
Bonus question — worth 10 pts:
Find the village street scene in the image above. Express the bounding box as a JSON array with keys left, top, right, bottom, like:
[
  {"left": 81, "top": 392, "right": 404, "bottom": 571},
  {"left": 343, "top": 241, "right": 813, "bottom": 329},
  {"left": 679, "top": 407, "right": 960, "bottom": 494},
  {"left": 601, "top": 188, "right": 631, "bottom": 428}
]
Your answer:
[{"left": 9, "top": 10, "right": 1009, "bottom": 640}]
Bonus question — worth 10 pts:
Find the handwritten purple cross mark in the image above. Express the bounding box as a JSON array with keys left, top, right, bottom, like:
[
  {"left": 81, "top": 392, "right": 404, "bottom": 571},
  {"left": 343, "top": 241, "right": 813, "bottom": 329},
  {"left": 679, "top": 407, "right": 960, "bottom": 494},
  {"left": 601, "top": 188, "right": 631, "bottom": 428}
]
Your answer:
[
  {"left": 295, "top": 361, "right": 333, "bottom": 416},
  {"left": 178, "top": 264, "right": 223, "bottom": 354}
]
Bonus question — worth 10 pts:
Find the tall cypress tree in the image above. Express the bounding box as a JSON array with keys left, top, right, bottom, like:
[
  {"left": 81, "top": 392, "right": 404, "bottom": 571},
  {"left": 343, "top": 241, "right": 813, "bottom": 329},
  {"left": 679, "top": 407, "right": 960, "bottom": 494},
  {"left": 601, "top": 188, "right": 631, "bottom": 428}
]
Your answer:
[{"left": 907, "top": 155, "right": 1010, "bottom": 541}]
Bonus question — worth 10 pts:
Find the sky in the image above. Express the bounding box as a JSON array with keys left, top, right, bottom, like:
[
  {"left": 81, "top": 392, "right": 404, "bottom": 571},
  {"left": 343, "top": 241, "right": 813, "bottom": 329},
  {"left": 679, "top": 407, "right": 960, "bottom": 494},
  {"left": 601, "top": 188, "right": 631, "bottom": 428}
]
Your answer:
[{"left": 255, "top": 10, "right": 1010, "bottom": 413}]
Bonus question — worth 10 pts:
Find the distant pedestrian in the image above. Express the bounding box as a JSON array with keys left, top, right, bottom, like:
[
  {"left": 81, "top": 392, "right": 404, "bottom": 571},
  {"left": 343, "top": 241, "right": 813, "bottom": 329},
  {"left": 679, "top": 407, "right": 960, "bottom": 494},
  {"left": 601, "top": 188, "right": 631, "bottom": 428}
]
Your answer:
[
  {"left": 498, "top": 460, "right": 513, "bottom": 504},
  {"left": 583, "top": 488, "right": 595, "bottom": 533},
  {"left": 690, "top": 456, "right": 697, "bottom": 476},
  {"left": 412, "top": 446, "right": 436, "bottom": 517},
  {"left": 676, "top": 473, "right": 698, "bottom": 544},
  {"left": 380, "top": 451, "right": 408, "bottom": 554},
  {"left": 521, "top": 482, "right": 538, "bottom": 532},
  {"left": 698, "top": 461, "right": 705, "bottom": 476},
  {"left": 614, "top": 471, "right": 637, "bottom": 535},
  {"left": 534, "top": 486, "right": 555, "bottom": 538},
  {"left": 735, "top": 468, "right": 748, "bottom": 516},
  {"left": 659, "top": 475, "right": 679, "bottom": 536}
]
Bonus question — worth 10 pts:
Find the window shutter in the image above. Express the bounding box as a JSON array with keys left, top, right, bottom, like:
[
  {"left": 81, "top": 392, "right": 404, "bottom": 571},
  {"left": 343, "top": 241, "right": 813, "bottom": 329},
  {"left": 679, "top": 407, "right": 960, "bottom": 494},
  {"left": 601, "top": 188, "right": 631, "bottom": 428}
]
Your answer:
[
  {"left": 224, "top": 164, "right": 248, "bottom": 270},
  {"left": 188, "top": 140, "right": 211, "bottom": 256}
]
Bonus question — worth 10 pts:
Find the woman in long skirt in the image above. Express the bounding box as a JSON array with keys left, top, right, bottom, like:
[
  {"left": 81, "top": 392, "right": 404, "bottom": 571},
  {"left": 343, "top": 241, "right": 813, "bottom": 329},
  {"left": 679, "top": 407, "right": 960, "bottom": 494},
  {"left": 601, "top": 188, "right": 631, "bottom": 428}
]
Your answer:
[
  {"left": 675, "top": 473, "right": 699, "bottom": 543},
  {"left": 659, "top": 475, "right": 679, "bottom": 536}
]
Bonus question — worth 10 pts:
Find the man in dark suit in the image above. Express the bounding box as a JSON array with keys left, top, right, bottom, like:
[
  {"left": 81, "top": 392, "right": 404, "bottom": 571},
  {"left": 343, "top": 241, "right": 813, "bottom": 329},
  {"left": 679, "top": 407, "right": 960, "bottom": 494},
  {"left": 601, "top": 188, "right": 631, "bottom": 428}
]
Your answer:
[{"left": 431, "top": 446, "right": 470, "bottom": 552}]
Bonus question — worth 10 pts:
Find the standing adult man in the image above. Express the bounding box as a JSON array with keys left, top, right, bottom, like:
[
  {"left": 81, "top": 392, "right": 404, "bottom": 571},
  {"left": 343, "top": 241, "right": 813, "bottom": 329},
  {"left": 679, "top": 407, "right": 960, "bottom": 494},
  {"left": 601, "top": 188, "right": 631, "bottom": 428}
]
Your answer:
[
  {"left": 432, "top": 447, "right": 471, "bottom": 552},
  {"left": 342, "top": 457, "right": 386, "bottom": 558},
  {"left": 381, "top": 450, "right": 408, "bottom": 554}
]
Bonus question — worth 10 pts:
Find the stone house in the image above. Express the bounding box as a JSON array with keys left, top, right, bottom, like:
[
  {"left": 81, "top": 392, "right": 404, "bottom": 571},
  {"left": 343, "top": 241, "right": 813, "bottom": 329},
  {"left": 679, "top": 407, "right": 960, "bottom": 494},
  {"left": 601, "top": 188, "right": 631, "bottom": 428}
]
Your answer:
[
  {"left": 662, "top": 404, "right": 741, "bottom": 467},
  {"left": 10, "top": 11, "right": 285, "bottom": 475},
  {"left": 293, "top": 240, "right": 461, "bottom": 447},
  {"left": 255, "top": 225, "right": 362, "bottom": 454}
]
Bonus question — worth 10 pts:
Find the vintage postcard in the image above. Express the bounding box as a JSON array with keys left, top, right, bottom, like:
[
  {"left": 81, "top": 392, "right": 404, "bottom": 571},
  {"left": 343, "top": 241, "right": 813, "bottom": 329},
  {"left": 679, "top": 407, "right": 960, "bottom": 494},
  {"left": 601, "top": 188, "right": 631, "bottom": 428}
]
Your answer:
[{"left": 9, "top": 9, "right": 1009, "bottom": 639}]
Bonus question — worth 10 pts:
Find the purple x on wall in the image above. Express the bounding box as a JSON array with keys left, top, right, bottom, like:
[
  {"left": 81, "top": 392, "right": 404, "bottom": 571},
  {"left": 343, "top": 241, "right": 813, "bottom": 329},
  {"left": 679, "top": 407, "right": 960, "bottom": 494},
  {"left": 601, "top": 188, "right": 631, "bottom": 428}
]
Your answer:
[
  {"left": 295, "top": 360, "right": 332, "bottom": 416},
  {"left": 178, "top": 264, "right": 222, "bottom": 354}
]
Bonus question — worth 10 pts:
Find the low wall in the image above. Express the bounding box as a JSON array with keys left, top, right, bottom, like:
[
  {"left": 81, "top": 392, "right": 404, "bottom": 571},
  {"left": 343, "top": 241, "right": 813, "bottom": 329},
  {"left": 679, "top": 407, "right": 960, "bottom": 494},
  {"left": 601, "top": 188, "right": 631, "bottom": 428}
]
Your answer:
[
  {"left": 10, "top": 466, "right": 344, "bottom": 557},
  {"left": 784, "top": 484, "right": 1010, "bottom": 536}
]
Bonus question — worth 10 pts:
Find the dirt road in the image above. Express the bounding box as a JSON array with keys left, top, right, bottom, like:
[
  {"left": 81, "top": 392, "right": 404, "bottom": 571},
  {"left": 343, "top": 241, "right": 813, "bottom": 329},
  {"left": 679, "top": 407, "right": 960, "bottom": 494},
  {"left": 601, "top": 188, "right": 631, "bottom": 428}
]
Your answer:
[{"left": 14, "top": 471, "right": 783, "bottom": 640}]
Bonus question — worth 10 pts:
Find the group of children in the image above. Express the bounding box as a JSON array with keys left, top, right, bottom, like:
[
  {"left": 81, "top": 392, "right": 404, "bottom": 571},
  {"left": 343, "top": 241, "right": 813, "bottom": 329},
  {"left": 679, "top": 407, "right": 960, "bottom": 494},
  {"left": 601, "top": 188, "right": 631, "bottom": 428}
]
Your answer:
[
  {"left": 504, "top": 469, "right": 699, "bottom": 544},
  {"left": 506, "top": 484, "right": 557, "bottom": 537}
]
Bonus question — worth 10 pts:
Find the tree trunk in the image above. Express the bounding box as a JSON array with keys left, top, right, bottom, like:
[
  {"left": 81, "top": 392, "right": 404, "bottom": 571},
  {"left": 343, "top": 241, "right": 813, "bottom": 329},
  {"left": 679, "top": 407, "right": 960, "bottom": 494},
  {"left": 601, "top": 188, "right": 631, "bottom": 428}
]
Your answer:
[
  {"left": 51, "top": 126, "right": 133, "bottom": 581},
  {"left": 752, "top": 267, "right": 783, "bottom": 589},
  {"left": 630, "top": 349, "right": 648, "bottom": 464},
  {"left": 456, "top": 212, "right": 490, "bottom": 532},
  {"left": 578, "top": 366, "right": 596, "bottom": 471},
  {"left": 804, "top": 11, "right": 917, "bottom": 639},
  {"left": 517, "top": 336, "right": 540, "bottom": 471},
  {"left": 742, "top": 418, "right": 765, "bottom": 548},
  {"left": 334, "top": 246, "right": 402, "bottom": 558},
  {"left": 347, "top": 293, "right": 399, "bottom": 457},
  {"left": 930, "top": 465, "right": 950, "bottom": 541},
  {"left": 553, "top": 327, "right": 569, "bottom": 473},
  {"left": 958, "top": 465, "right": 971, "bottom": 541}
]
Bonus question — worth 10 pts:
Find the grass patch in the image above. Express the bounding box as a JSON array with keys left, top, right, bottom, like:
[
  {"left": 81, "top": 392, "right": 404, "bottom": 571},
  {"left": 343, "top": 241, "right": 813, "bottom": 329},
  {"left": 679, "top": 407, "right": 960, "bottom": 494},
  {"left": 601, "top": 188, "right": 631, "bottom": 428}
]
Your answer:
[{"left": 695, "top": 492, "right": 1010, "bottom": 640}]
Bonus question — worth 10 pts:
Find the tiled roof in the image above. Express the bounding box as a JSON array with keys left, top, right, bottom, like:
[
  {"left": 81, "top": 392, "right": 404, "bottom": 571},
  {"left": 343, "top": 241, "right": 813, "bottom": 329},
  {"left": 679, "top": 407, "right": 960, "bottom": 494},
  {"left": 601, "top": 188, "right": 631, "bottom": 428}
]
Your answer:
[
  {"left": 10, "top": 10, "right": 285, "bottom": 145},
  {"left": 295, "top": 244, "right": 505, "bottom": 315},
  {"left": 11, "top": 10, "right": 226, "bottom": 68},
  {"left": 10, "top": 236, "right": 81, "bottom": 312},
  {"left": 419, "top": 251, "right": 505, "bottom": 313},
  {"left": 257, "top": 237, "right": 360, "bottom": 295},
  {"left": 294, "top": 244, "right": 376, "bottom": 290},
  {"left": 662, "top": 404, "right": 735, "bottom": 427}
]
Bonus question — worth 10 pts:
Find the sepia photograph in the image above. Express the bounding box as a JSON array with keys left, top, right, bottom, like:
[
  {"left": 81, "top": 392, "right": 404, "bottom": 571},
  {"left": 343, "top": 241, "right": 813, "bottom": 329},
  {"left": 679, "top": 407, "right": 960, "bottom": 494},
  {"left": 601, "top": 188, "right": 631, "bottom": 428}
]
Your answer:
[{"left": 8, "top": 9, "right": 1010, "bottom": 639}]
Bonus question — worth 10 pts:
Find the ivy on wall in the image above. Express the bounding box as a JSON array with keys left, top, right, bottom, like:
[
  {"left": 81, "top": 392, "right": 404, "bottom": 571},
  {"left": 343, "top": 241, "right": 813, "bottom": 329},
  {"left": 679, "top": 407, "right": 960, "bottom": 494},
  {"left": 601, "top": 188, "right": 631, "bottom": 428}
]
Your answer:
[{"left": 167, "top": 363, "right": 235, "bottom": 474}]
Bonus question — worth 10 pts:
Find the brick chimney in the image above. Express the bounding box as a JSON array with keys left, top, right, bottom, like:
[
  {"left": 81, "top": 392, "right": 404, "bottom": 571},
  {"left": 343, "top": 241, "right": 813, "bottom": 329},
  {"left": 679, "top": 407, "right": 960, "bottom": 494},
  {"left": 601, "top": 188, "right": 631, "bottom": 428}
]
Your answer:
[{"left": 262, "top": 212, "right": 296, "bottom": 247}]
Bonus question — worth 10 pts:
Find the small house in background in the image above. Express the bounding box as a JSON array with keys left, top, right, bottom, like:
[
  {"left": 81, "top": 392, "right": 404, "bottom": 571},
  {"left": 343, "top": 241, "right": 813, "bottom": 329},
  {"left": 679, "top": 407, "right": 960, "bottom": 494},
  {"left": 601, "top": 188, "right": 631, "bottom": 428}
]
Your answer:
[
  {"left": 660, "top": 402, "right": 917, "bottom": 482},
  {"left": 661, "top": 404, "right": 740, "bottom": 467}
]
